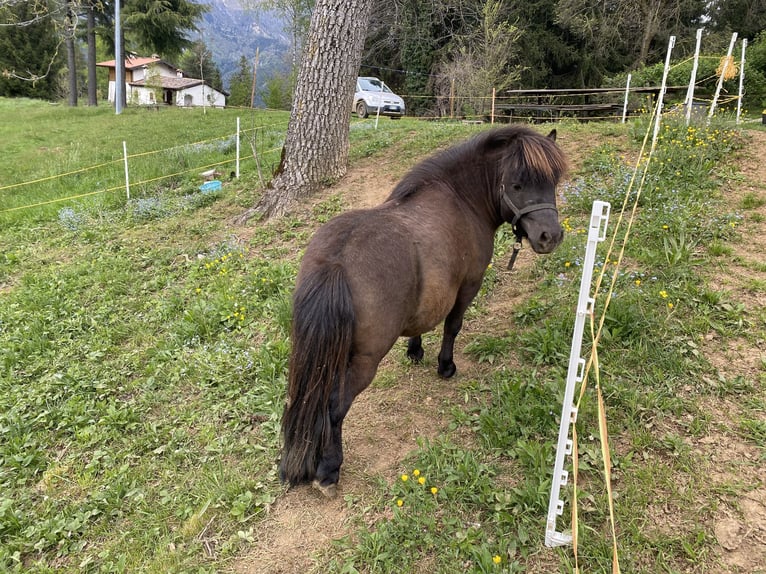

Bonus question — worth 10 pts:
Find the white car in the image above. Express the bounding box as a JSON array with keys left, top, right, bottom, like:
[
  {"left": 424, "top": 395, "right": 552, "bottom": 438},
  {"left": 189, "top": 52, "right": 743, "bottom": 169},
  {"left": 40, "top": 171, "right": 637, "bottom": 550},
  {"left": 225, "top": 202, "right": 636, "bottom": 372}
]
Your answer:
[{"left": 353, "top": 77, "right": 405, "bottom": 119}]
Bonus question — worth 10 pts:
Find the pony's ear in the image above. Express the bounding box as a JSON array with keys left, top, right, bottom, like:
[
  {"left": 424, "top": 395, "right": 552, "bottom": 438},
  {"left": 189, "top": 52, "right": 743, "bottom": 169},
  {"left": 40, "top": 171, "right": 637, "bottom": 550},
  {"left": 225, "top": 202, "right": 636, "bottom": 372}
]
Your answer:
[{"left": 547, "top": 129, "right": 557, "bottom": 141}]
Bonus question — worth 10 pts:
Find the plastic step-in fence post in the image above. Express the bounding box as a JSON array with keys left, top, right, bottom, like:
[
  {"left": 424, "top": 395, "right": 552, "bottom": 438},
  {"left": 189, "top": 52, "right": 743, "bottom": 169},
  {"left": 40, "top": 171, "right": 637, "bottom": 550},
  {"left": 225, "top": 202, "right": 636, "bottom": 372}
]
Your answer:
[{"left": 545, "top": 200, "right": 611, "bottom": 548}]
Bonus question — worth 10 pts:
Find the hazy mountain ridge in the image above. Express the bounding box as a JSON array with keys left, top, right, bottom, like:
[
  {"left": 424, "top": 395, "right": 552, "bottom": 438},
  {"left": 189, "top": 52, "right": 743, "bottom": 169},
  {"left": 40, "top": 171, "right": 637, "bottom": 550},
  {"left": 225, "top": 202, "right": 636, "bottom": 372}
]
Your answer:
[{"left": 194, "top": 0, "right": 290, "bottom": 90}]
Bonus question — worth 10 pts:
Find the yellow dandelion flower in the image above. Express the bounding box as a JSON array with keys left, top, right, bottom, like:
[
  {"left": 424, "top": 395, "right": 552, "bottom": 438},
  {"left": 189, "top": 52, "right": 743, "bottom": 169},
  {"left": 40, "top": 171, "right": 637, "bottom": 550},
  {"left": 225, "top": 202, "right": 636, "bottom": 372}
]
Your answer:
[
  {"left": 564, "top": 261, "right": 571, "bottom": 268},
  {"left": 418, "top": 477, "right": 426, "bottom": 485},
  {"left": 634, "top": 279, "right": 641, "bottom": 286},
  {"left": 412, "top": 469, "right": 420, "bottom": 477},
  {"left": 659, "top": 290, "right": 668, "bottom": 299},
  {"left": 401, "top": 474, "right": 409, "bottom": 482},
  {"left": 668, "top": 302, "right": 674, "bottom": 309},
  {"left": 396, "top": 499, "right": 403, "bottom": 507},
  {"left": 493, "top": 555, "right": 502, "bottom": 565},
  {"left": 431, "top": 487, "right": 438, "bottom": 495}
]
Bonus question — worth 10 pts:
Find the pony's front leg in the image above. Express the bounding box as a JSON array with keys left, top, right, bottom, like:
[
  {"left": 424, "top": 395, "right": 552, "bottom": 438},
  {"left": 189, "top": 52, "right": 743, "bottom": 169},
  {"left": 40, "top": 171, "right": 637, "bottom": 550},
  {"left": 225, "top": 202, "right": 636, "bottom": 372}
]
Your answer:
[
  {"left": 313, "top": 354, "right": 378, "bottom": 497},
  {"left": 437, "top": 314, "right": 461, "bottom": 378},
  {"left": 438, "top": 284, "right": 481, "bottom": 378}
]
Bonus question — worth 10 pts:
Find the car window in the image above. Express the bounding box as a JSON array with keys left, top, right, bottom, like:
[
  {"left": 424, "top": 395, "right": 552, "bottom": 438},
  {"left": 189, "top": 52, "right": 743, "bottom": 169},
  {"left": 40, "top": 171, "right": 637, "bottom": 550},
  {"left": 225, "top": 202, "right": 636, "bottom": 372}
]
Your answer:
[{"left": 357, "top": 78, "right": 393, "bottom": 93}]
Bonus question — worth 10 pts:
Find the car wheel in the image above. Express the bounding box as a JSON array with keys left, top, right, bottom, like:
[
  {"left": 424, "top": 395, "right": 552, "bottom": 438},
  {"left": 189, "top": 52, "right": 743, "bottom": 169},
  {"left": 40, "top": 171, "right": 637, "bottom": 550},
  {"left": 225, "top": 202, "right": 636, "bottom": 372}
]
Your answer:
[{"left": 356, "top": 101, "right": 369, "bottom": 119}]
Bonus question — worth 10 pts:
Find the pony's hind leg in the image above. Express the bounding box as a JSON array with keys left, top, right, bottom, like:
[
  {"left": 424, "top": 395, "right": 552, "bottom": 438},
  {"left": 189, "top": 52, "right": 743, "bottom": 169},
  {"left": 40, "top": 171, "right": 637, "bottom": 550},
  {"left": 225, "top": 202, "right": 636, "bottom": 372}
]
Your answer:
[
  {"left": 313, "top": 354, "right": 379, "bottom": 497},
  {"left": 407, "top": 336, "right": 424, "bottom": 362}
]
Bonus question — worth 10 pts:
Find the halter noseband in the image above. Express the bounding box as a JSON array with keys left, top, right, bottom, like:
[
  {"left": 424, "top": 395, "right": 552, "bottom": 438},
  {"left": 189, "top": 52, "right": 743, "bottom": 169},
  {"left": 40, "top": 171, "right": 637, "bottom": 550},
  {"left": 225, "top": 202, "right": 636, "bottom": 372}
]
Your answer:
[{"left": 499, "top": 182, "right": 559, "bottom": 271}]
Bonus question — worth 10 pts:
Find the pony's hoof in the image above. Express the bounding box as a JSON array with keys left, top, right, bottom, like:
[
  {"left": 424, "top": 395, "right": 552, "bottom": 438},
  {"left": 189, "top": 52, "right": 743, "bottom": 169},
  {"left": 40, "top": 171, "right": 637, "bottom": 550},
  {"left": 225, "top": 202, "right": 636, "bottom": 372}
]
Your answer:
[
  {"left": 312, "top": 480, "right": 338, "bottom": 499},
  {"left": 438, "top": 361, "right": 457, "bottom": 379}
]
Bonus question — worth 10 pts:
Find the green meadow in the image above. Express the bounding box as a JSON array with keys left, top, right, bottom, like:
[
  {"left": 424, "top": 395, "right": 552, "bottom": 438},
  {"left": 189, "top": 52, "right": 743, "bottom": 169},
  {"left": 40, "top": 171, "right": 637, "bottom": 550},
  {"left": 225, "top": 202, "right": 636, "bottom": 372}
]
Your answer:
[{"left": 1, "top": 98, "right": 764, "bottom": 573}]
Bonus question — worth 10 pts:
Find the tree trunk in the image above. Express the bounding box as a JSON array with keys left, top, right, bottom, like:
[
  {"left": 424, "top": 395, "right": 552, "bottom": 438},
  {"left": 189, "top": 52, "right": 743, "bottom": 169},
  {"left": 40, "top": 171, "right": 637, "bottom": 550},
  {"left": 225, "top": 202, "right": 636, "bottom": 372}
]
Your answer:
[
  {"left": 637, "top": 0, "right": 662, "bottom": 67},
  {"left": 87, "top": 3, "right": 97, "bottom": 106},
  {"left": 251, "top": 0, "right": 373, "bottom": 219},
  {"left": 65, "top": 0, "right": 77, "bottom": 106}
]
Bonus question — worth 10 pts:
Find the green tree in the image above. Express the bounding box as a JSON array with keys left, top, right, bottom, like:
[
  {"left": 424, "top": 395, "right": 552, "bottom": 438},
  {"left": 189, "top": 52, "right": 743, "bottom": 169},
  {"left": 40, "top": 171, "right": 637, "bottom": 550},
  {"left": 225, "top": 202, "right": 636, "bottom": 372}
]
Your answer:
[
  {"left": 747, "top": 32, "right": 766, "bottom": 109},
  {"left": 363, "top": 0, "right": 484, "bottom": 113},
  {"left": 554, "top": 0, "right": 707, "bottom": 82},
  {"left": 260, "top": 0, "right": 313, "bottom": 77},
  {"left": 436, "top": 1, "right": 521, "bottom": 116},
  {"left": 707, "top": 0, "right": 766, "bottom": 41},
  {"left": 261, "top": 73, "right": 293, "bottom": 109},
  {"left": 179, "top": 39, "right": 223, "bottom": 90},
  {"left": 228, "top": 55, "right": 253, "bottom": 107},
  {"left": 0, "top": 0, "right": 65, "bottom": 99},
  {"left": 123, "top": 0, "right": 209, "bottom": 59}
]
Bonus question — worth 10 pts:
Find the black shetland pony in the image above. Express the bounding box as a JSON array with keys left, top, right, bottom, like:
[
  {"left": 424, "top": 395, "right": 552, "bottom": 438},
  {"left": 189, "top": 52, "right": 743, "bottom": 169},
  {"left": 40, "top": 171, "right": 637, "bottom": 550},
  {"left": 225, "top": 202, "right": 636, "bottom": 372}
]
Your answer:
[{"left": 280, "top": 125, "right": 568, "bottom": 497}]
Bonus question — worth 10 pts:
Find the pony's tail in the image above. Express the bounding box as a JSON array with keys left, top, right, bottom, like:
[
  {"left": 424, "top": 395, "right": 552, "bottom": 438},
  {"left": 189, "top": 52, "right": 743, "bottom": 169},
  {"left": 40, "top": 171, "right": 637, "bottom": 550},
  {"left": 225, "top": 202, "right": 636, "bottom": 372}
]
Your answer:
[{"left": 279, "top": 263, "right": 354, "bottom": 487}]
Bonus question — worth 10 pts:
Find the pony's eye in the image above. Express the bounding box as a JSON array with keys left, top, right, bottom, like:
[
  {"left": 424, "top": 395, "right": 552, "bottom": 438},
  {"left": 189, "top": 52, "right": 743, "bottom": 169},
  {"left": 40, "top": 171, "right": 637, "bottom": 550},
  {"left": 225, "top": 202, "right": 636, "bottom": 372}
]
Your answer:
[{"left": 512, "top": 183, "right": 523, "bottom": 192}]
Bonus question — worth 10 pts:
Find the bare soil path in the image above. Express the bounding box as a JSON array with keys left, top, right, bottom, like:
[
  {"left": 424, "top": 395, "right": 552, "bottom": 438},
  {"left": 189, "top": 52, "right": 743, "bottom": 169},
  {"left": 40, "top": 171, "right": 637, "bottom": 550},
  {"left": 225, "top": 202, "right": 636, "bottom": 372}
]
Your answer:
[{"left": 702, "top": 129, "right": 766, "bottom": 573}]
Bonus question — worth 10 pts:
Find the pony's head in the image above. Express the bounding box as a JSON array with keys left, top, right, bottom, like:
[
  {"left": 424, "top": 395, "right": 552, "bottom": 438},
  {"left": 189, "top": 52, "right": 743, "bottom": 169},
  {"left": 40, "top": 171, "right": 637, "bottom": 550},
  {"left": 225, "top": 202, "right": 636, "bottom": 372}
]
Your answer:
[{"left": 495, "top": 128, "right": 567, "bottom": 253}]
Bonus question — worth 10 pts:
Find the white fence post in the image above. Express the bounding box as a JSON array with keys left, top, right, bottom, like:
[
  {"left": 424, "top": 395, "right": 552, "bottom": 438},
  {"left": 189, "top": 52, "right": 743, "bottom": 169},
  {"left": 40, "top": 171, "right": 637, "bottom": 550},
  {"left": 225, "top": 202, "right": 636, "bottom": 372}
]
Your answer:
[
  {"left": 545, "top": 201, "right": 611, "bottom": 548},
  {"left": 621, "top": 74, "right": 631, "bottom": 123},
  {"left": 653, "top": 36, "right": 676, "bottom": 144},
  {"left": 122, "top": 141, "right": 130, "bottom": 200},
  {"left": 685, "top": 28, "right": 703, "bottom": 126},
  {"left": 236, "top": 116, "right": 241, "bottom": 178},
  {"left": 709, "top": 32, "right": 738, "bottom": 120},
  {"left": 736, "top": 39, "right": 747, "bottom": 125}
]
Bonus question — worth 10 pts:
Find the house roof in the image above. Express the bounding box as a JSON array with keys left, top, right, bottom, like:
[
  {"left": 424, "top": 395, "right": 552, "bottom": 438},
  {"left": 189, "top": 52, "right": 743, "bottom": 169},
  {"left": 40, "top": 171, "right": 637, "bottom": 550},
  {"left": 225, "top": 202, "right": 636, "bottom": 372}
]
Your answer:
[
  {"left": 96, "top": 56, "right": 171, "bottom": 70},
  {"left": 130, "top": 77, "right": 206, "bottom": 91}
]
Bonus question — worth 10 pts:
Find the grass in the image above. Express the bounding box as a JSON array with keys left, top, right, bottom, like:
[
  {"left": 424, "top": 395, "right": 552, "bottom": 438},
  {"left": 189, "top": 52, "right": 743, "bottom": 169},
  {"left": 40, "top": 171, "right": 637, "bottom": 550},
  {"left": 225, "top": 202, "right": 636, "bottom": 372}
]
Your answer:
[
  {"left": 0, "top": 98, "right": 290, "bottom": 222},
  {"left": 1, "top": 99, "right": 764, "bottom": 573}
]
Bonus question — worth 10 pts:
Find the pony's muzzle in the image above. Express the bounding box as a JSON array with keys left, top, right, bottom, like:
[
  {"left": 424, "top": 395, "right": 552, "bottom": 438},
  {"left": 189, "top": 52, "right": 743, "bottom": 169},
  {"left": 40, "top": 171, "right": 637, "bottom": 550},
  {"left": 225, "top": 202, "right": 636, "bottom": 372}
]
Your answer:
[{"left": 527, "top": 223, "right": 564, "bottom": 254}]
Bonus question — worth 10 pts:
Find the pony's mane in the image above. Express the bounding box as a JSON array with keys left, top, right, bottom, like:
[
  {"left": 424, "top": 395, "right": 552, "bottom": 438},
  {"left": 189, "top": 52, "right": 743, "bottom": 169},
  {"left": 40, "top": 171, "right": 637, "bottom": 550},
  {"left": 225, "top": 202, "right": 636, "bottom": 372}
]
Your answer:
[{"left": 387, "top": 125, "right": 567, "bottom": 202}]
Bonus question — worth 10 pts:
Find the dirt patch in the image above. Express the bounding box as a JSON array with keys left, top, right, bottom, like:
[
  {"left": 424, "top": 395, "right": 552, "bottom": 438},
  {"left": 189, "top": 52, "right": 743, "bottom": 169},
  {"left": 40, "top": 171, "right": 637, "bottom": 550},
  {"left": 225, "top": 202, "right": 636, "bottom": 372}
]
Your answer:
[
  {"left": 233, "top": 358, "right": 461, "bottom": 574},
  {"left": 699, "top": 129, "right": 766, "bottom": 574}
]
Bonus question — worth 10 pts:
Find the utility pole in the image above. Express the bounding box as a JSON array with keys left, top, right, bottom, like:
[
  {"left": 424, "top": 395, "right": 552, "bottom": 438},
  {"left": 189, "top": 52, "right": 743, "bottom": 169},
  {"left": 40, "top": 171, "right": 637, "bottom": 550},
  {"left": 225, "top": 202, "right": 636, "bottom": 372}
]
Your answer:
[{"left": 115, "top": 0, "right": 123, "bottom": 114}]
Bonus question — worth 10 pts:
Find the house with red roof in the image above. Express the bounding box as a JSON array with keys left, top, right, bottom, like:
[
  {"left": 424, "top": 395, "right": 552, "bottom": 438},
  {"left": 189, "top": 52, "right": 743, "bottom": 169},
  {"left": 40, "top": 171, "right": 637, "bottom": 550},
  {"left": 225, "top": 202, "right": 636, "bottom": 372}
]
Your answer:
[{"left": 97, "top": 56, "right": 226, "bottom": 108}]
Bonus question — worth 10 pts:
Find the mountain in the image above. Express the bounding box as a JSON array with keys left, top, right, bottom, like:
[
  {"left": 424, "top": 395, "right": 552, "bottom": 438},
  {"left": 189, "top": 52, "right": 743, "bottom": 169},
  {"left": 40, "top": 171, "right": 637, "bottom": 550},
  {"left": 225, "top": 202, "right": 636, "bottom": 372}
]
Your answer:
[{"left": 193, "top": 0, "right": 290, "bottom": 92}]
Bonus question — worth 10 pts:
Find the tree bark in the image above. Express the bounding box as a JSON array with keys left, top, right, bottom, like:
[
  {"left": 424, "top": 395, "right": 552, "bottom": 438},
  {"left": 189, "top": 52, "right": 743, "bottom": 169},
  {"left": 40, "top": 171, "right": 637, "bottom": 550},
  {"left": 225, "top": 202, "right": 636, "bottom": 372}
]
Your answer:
[
  {"left": 251, "top": 0, "right": 373, "bottom": 220},
  {"left": 65, "top": 0, "right": 77, "bottom": 106},
  {"left": 87, "top": 3, "right": 97, "bottom": 106}
]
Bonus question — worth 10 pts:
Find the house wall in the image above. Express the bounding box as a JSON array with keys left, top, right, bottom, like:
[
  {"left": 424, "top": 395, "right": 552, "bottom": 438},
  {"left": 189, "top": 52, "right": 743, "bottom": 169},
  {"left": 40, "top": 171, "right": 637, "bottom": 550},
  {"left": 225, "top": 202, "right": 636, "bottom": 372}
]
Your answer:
[
  {"left": 127, "top": 86, "right": 158, "bottom": 106},
  {"left": 133, "top": 63, "right": 177, "bottom": 83},
  {"left": 176, "top": 85, "right": 226, "bottom": 108},
  {"left": 116, "top": 85, "right": 226, "bottom": 108}
]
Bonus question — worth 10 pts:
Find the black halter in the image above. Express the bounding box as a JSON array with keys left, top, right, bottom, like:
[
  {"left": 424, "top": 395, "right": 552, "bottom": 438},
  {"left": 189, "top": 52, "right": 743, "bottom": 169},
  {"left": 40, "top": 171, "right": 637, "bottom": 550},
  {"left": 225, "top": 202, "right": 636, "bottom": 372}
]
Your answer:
[{"left": 499, "top": 182, "right": 559, "bottom": 271}]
